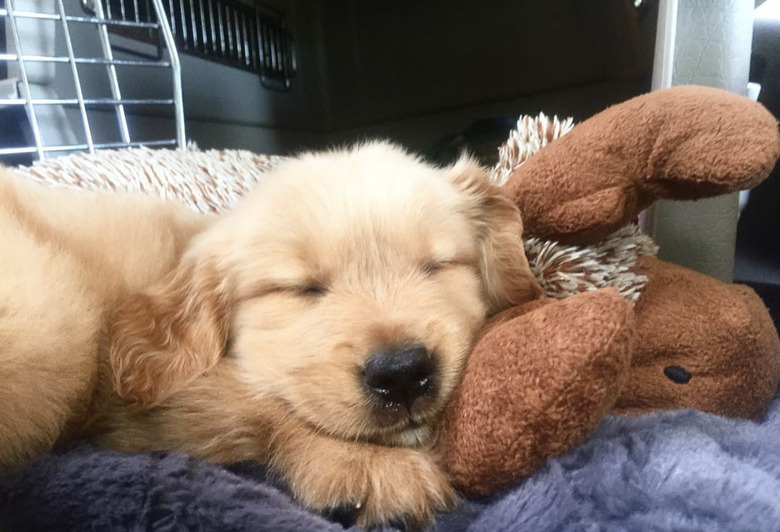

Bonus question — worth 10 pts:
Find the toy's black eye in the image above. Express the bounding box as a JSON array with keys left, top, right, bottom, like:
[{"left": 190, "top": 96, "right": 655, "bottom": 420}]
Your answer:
[{"left": 664, "top": 365, "right": 692, "bottom": 384}]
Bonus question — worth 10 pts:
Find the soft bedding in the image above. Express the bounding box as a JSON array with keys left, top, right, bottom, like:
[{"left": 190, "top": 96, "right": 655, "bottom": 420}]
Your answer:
[{"left": 2, "top": 393, "right": 779, "bottom": 531}]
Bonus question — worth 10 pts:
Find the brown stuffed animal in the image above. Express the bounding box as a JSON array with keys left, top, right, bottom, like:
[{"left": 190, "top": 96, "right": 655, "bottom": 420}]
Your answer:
[{"left": 442, "top": 86, "right": 780, "bottom": 498}]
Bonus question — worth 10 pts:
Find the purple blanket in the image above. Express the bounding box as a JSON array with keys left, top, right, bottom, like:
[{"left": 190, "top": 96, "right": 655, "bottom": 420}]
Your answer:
[{"left": 2, "top": 395, "right": 780, "bottom": 531}]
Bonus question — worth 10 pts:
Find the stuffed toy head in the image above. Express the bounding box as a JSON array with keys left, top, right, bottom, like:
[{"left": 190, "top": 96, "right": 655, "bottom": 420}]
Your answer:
[
  {"left": 614, "top": 255, "right": 780, "bottom": 419},
  {"left": 442, "top": 86, "right": 780, "bottom": 498}
]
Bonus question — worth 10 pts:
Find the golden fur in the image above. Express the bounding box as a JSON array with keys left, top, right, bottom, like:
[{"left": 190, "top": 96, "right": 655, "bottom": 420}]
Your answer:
[
  {"left": 0, "top": 172, "right": 209, "bottom": 468},
  {"left": 0, "top": 143, "right": 540, "bottom": 529}
]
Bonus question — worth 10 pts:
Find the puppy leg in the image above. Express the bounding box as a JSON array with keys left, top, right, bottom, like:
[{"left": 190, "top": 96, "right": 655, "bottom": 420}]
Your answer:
[
  {"left": 270, "top": 417, "right": 457, "bottom": 530},
  {"left": 0, "top": 222, "right": 102, "bottom": 470}
]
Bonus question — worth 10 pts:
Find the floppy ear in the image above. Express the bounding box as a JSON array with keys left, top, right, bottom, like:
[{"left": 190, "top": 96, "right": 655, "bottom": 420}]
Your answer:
[
  {"left": 108, "top": 257, "right": 228, "bottom": 408},
  {"left": 449, "top": 156, "right": 543, "bottom": 314}
]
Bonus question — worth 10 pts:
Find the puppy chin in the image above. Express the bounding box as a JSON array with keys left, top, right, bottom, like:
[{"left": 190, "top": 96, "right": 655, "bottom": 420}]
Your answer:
[
  {"left": 368, "top": 422, "right": 435, "bottom": 448},
  {"left": 363, "top": 402, "right": 442, "bottom": 447}
]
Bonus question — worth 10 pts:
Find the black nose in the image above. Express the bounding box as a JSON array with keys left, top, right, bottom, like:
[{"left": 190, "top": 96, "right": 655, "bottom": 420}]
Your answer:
[{"left": 362, "top": 345, "right": 435, "bottom": 408}]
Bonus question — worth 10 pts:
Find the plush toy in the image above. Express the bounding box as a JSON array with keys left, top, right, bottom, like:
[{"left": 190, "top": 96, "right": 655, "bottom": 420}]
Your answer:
[{"left": 441, "top": 85, "right": 780, "bottom": 498}]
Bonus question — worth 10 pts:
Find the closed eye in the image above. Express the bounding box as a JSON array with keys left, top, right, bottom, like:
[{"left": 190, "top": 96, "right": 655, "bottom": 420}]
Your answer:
[
  {"left": 420, "top": 258, "right": 474, "bottom": 276},
  {"left": 240, "top": 281, "right": 328, "bottom": 301},
  {"left": 298, "top": 285, "right": 328, "bottom": 298},
  {"left": 421, "top": 261, "right": 444, "bottom": 276}
]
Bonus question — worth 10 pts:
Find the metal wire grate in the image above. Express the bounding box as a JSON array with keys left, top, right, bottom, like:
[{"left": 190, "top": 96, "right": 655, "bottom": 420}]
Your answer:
[
  {"left": 85, "top": 0, "right": 295, "bottom": 90},
  {"left": 0, "top": 0, "right": 184, "bottom": 162}
]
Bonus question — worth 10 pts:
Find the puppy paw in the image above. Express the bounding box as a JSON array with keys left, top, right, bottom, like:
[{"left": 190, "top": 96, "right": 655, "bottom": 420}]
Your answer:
[
  {"left": 284, "top": 444, "right": 457, "bottom": 530},
  {"left": 354, "top": 448, "right": 457, "bottom": 530}
]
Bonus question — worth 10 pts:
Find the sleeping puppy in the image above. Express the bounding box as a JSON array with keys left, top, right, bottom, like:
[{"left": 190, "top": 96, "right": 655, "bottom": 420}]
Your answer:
[{"left": 0, "top": 143, "right": 540, "bottom": 529}]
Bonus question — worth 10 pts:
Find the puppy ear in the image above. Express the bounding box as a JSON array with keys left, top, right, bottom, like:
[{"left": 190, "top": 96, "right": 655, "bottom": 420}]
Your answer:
[
  {"left": 449, "top": 156, "right": 543, "bottom": 314},
  {"left": 108, "top": 258, "right": 228, "bottom": 408}
]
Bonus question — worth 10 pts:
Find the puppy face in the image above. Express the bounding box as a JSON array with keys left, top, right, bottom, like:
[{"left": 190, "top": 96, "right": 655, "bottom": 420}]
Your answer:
[{"left": 109, "top": 143, "right": 540, "bottom": 446}]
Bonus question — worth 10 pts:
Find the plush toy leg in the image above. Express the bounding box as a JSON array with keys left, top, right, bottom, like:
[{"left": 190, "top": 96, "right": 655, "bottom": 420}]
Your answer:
[
  {"left": 442, "top": 289, "right": 634, "bottom": 498},
  {"left": 613, "top": 257, "right": 780, "bottom": 419}
]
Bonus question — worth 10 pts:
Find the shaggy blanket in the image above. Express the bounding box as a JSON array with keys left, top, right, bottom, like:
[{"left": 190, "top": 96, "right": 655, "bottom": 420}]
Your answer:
[{"left": 2, "top": 394, "right": 779, "bottom": 532}]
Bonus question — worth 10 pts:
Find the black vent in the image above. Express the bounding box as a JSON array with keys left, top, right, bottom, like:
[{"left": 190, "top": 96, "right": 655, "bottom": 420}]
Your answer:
[{"left": 83, "top": 0, "right": 295, "bottom": 90}]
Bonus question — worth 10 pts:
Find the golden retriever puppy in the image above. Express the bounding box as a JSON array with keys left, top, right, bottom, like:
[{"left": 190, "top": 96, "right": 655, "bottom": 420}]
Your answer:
[{"left": 1, "top": 142, "right": 540, "bottom": 529}]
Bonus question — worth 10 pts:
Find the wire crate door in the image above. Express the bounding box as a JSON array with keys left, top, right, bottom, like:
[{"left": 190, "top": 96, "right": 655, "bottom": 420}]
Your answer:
[{"left": 0, "top": 0, "right": 184, "bottom": 163}]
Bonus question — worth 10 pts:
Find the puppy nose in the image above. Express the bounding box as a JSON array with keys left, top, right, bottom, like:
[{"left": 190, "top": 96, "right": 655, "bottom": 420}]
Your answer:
[{"left": 362, "top": 345, "right": 435, "bottom": 407}]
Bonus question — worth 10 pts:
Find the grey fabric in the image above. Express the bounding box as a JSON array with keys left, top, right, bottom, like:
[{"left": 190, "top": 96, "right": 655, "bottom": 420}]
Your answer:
[{"left": 2, "top": 394, "right": 780, "bottom": 531}]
